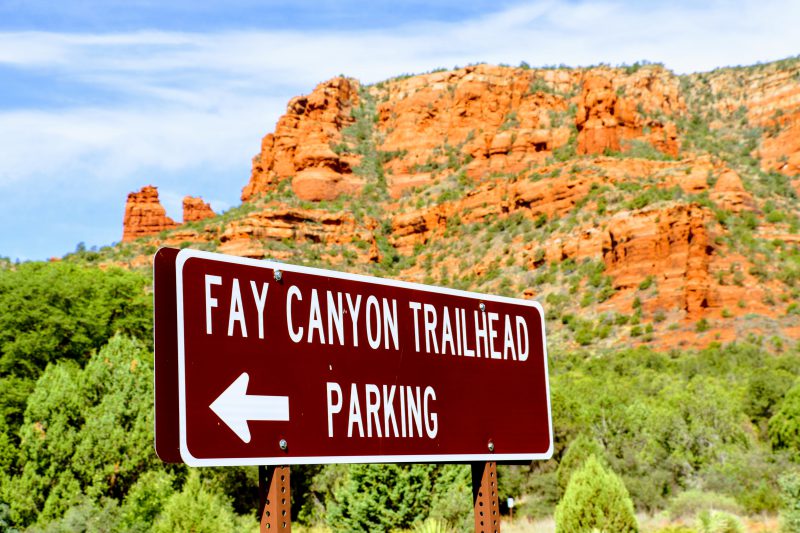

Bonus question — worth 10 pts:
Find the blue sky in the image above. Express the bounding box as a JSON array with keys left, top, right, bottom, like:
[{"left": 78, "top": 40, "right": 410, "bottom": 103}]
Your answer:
[{"left": 1, "top": 0, "right": 799, "bottom": 261}]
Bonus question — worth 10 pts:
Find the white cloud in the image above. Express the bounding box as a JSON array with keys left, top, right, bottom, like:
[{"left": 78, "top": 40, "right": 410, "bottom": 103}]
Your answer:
[
  {"left": 2, "top": 0, "right": 798, "bottom": 186},
  {"left": 0, "top": 98, "right": 287, "bottom": 186}
]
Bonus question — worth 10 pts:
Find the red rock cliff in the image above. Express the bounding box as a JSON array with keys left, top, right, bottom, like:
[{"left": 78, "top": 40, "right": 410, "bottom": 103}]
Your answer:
[
  {"left": 242, "top": 77, "right": 363, "bottom": 202},
  {"left": 241, "top": 64, "right": 686, "bottom": 201}
]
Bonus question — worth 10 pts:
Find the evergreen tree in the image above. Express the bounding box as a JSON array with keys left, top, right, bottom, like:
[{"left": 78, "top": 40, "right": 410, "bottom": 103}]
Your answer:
[
  {"left": 779, "top": 471, "right": 800, "bottom": 533},
  {"left": 556, "top": 433, "right": 606, "bottom": 497},
  {"left": 2, "top": 335, "right": 159, "bottom": 527},
  {"left": 770, "top": 381, "right": 800, "bottom": 453},
  {"left": 0, "top": 262, "right": 151, "bottom": 434},
  {"left": 555, "top": 454, "right": 638, "bottom": 533},
  {"left": 327, "top": 464, "right": 434, "bottom": 531}
]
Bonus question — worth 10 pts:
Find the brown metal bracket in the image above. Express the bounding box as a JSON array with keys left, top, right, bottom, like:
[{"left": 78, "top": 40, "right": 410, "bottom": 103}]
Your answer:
[
  {"left": 259, "top": 465, "right": 291, "bottom": 532},
  {"left": 472, "top": 461, "right": 500, "bottom": 533}
]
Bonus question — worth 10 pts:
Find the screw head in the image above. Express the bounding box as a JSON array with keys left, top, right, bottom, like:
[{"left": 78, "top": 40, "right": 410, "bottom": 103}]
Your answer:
[
  {"left": 279, "top": 438, "right": 288, "bottom": 451},
  {"left": 488, "top": 440, "right": 495, "bottom": 452},
  {"left": 479, "top": 302, "right": 486, "bottom": 312},
  {"left": 274, "top": 270, "right": 283, "bottom": 282}
]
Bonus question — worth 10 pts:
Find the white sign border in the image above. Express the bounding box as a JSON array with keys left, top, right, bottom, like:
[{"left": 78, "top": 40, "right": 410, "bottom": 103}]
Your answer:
[{"left": 175, "top": 248, "right": 553, "bottom": 466}]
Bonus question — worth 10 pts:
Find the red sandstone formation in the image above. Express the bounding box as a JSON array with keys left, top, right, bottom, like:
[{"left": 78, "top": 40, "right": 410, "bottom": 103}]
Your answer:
[
  {"left": 601, "top": 204, "right": 714, "bottom": 318},
  {"left": 122, "top": 186, "right": 176, "bottom": 242},
  {"left": 709, "top": 169, "right": 755, "bottom": 212},
  {"left": 374, "top": 65, "right": 575, "bottom": 195},
  {"left": 576, "top": 70, "right": 681, "bottom": 156},
  {"left": 182, "top": 196, "right": 216, "bottom": 223},
  {"left": 541, "top": 204, "right": 716, "bottom": 317},
  {"left": 760, "top": 111, "right": 800, "bottom": 176},
  {"left": 241, "top": 65, "right": 685, "bottom": 202},
  {"left": 242, "top": 77, "right": 363, "bottom": 202},
  {"left": 217, "top": 206, "right": 373, "bottom": 259}
]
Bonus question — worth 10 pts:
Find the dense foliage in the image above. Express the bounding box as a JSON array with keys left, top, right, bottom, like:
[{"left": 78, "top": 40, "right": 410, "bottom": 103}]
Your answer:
[{"left": 0, "top": 262, "right": 151, "bottom": 434}]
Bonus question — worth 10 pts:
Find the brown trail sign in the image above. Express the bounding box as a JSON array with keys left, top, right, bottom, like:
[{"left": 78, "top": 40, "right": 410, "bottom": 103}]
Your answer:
[{"left": 154, "top": 248, "right": 552, "bottom": 531}]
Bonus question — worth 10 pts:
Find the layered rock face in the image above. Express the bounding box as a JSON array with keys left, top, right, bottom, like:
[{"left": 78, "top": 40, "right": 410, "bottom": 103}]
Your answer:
[
  {"left": 709, "top": 169, "right": 755, "bottom": 212},
  {"left": 538, "top": 201, "right": 774, "bottom": 322},
  {"left": 121, "top": 186, "right": 176, "bottom": 242},
  {"left": 217, "top": 206, "right": 374, "bottom": 259},
  {"left": 374, "top": 65, "right": 576, "bottom": 195},
  {"left": 576, "top": 70, "right": 682, "bottom": 156},
  {"left": 601, "top": 204, "right": 714, "bottom": 318},
  {"left": 242, "top": 77, "right": 364, "bottom": 202},
  {"left": 389, "top": 156, "right": 752, "bottom": 254},
  {"left": 747, "top": 68, "right": 800, "bottom": 177},
  {"left": 182, "top": 196, "right": 215, "bottom": 222}
]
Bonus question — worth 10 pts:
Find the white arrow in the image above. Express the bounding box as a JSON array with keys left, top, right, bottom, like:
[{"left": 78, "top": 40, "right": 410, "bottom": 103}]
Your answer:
[{"left": 209, "top": 372, "right": 290, "bottom": 443}]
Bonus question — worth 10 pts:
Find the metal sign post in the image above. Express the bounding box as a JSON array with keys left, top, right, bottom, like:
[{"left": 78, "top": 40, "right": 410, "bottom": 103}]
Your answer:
[
  {"left": 472, "top": 461, "right": 500, "bottom": 533},
  {"left": 259, "top": 465, "right": 291, "bottom": 532}
]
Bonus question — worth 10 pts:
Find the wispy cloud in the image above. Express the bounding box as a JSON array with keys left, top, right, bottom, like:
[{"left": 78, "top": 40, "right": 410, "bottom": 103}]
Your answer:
[{"left": 1, "top": 0, "right": 799, "bottom": 259}]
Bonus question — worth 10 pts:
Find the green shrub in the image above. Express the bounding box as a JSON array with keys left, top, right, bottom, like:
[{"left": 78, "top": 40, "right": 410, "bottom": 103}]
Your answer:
[
  {"left": 555, "top": 455, "right": 638, "bottom": 533},
  {"left": 413, "top": 518, "right": 452, "bottom": 533},
  {"left": 639, "top": 275, "right": 655, "bottom": 290},
  {"left": 152, "top": 471, "right": 246, "bottom": 533},
  {"left": 696, "top": 510, "right": 743, "bottom": 533},
  {"left": 779, "top": 471, "right": 800, "bottom": 533},
  {"left": 575, "top": 326, "right": 594, "bottom": 346},
  {"left": 769, "top": 381, "right": 800, "bottom": 452},
  {"left": 668, "top": 490, "right": 741, "bottom": 520}
]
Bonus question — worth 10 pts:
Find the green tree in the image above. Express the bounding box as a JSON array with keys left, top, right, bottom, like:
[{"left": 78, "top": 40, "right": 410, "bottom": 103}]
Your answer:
[
  {"left": 0, "top": 262, "right": 151, "bottom": 432},
  {"left": 2, "top": 335, "right": 159, "bottom": 527},
  {"left": 118, "top": 470, "right": 177, "bottom": 532},
  {"left": 556, "top": 434, "right": 605, "bottom": 497},
  {"left": 770, "top": 381, "right": 800, "bottom": 453},
  {"left": 555, "top": 455, "right": 638, "bottom": 533},
  {"left": 327, "top": 464, "right": 435, "bottom": 531},
  {"left": 428, "top": 465, "right": 472, "bottom": 531},
  {"left": 779, "top": 471, "right": 800, "bottom": 533},
  {"left": 28, "top": 496, "right": 121, "bottom": 533}
]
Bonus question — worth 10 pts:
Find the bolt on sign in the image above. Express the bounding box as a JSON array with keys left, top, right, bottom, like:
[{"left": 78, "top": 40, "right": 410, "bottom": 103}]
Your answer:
[{"left": 154, "top": 248, "right": 552, "bottom": 466}]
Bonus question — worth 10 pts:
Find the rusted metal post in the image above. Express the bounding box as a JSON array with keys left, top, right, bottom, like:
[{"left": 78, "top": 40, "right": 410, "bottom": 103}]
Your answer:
[
  {"left": 259, "top": 465, "right": 291, "bottom": 532},
  {"left": 472, "top": 461, "right": 500, "bottom": 533}
]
